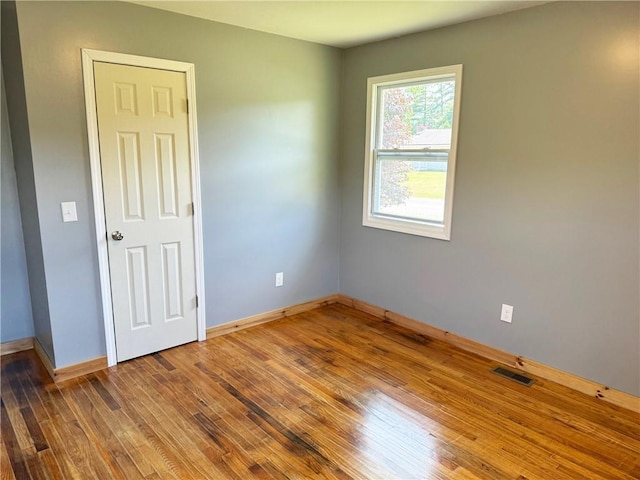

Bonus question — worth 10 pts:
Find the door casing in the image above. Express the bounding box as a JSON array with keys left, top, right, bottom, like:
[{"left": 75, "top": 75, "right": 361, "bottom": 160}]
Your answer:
[{"left": 82, "top": 49, "right": 206, "bottom": 367}]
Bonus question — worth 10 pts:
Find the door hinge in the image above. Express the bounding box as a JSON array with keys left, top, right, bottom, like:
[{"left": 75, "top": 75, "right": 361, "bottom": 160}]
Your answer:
[
  {"left": 191, "top": 202, "right": 195, "bottom": 215},
  {"left": 186, "top": 99, "right": 189, "bottom": 114},
  {"left": 196, "top": 295, "right": 199, "bottom": 308}
]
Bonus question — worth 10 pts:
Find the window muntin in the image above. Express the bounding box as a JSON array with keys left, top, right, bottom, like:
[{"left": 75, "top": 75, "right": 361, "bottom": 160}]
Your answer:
[{"left": 363, "top": 65, "right": 462, "bottom": 240}]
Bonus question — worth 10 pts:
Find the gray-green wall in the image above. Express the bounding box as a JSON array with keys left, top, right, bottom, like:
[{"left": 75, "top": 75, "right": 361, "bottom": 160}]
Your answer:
[
  {"left": 1, "top": 2, "right": 53, "bottom": 360},
  {"left": 4, "top": 0, "right": 341, "bottom": 367},
  {"left": 340, "top": 1, "right": 640, "bottom": 395},
  {"left": 1, "top": 69, "right": 34, "bottom": 343}
]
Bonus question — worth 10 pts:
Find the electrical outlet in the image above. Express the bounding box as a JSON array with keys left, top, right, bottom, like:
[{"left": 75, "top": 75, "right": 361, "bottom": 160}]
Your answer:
[
  {"left": 275, "top": 272, "right": 284, "bottom": 287},
  {"left": 500, "top": 304, "right": 514, "bottom": 323}
]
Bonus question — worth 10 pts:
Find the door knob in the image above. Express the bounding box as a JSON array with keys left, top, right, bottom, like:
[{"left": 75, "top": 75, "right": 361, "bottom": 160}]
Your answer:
[{"left": 111, "top": 231, "right": 124, "bottom": 241}]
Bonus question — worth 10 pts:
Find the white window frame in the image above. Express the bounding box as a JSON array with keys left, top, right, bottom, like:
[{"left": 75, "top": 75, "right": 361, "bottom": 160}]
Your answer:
[{"left": 362, "top": 65, "right": 463, "bottom": 240}]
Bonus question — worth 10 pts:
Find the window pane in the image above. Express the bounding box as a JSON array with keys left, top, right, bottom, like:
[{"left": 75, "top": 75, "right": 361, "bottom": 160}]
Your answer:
[
  {"left": 379, "top": 79, "right": 455, "bottom": 150},
  {"left": 373, "top": 157, "right": 448, "bottom": 224}
]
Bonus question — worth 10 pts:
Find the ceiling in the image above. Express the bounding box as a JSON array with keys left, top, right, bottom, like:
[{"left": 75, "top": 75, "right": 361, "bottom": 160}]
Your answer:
[{"left": 128, "top": 1, "right": 548, "bottom": 48}]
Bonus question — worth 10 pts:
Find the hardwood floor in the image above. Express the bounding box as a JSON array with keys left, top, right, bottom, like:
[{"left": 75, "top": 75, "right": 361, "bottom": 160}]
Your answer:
[{"left": 1, "top": 304, "right": 639, "bottom": 479}]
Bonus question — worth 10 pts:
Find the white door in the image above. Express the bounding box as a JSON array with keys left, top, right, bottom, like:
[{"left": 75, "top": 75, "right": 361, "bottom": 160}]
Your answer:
[{"left": 94, "top": 62, "right": 197, "bottom": 362}]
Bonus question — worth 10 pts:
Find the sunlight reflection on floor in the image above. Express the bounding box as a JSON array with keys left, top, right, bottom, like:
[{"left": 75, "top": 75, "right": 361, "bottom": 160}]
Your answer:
[{"left": 357, "top": 390, "right": 446, "bottom": 479}]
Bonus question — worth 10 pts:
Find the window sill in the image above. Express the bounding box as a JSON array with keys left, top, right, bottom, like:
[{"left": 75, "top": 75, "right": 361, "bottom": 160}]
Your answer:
[{"left": 362, "top": 215, "right": 451, "bottom": 240}]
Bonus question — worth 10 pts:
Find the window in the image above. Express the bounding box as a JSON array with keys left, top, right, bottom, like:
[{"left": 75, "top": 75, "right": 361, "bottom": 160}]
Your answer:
[{"left": 362, "top": 65, "right": 462, "bottom": 240}]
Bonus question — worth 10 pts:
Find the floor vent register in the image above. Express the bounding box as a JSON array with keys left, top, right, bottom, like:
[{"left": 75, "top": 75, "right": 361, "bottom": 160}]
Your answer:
[{"left": 491, "top": 366, "right": 535, "bottom": 386}]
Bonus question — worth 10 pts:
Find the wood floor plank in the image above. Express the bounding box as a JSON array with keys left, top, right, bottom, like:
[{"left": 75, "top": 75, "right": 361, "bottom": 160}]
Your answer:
[
  {"left": 294, "top": 308, "right": 640, "bottom": 477},
  {"left": 104, "top": 367, "right": 221, "bottom": 479},
  {"left": 234, "top": 325, "right": 500, "bottom": 478},
  {"left": 165, "top": 348, "right": 335, "bottom": 478},
  {"left": 123, "top": 361, "right": 257, "bottom": 479},
  {"left": 90, "top": 371, "right": 178, "bottom": 479},
  {"left": 137, "top": 366, "right": 268, "bottom": 479},
  {"left": 0, "top": 438, "right": 17, "bottom": 480},
  {"left": 2, "top": 304, "right": 639, "bottom": 479},
  {"left": 0, "top": 399, "right": 29, "bottom": 479},
  {"left": 71, "top": 380, "right": 143, "bottom": 479},
  {"left": 217, "top": 333, "right": 455, "bottom": 478},
  {"left": 38, "top": 415, "right": 85, "bottom": 479},
  {"left": 35, "top": 442, "right": 65, "bottom": 480},
  {"left": 22, "top": 448, "right": 48, "bottom": 480},
  {"left": 194, "top": 360, "right": 352, "bottom": 480},
  {"left": 221, "top": 357, "right": 405, "bottom": 478}
]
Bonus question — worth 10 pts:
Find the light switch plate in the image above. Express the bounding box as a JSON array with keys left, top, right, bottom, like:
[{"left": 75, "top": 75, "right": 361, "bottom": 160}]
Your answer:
[
  {"left": 500, "top": 304, "right": 514, "bottom": 323},
  {"left": 61, "top": 202, "right": 78, "bottom": 222}
]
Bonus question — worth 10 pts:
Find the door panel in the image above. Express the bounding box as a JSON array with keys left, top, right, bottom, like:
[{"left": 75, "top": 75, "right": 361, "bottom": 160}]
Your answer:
[
  {"left": 155, "top": 133, "right": 178, "bottom": 218},
  {"left": 161, "top": 242, "right": 183, "bottom": 320},
  {"left": 94, "top": 62, "right": 197, "bottom": 362},
  {"left": 118, "top": 132, "right": 144, "bottom": 220},
  {"left": 126, "top": 246, "right": 151, "bottom": 329}
]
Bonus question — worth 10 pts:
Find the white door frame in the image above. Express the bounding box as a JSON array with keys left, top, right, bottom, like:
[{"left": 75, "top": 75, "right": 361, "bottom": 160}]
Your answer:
[{"left": 81, "top": 49, "right": 206, "bottom": 367}]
